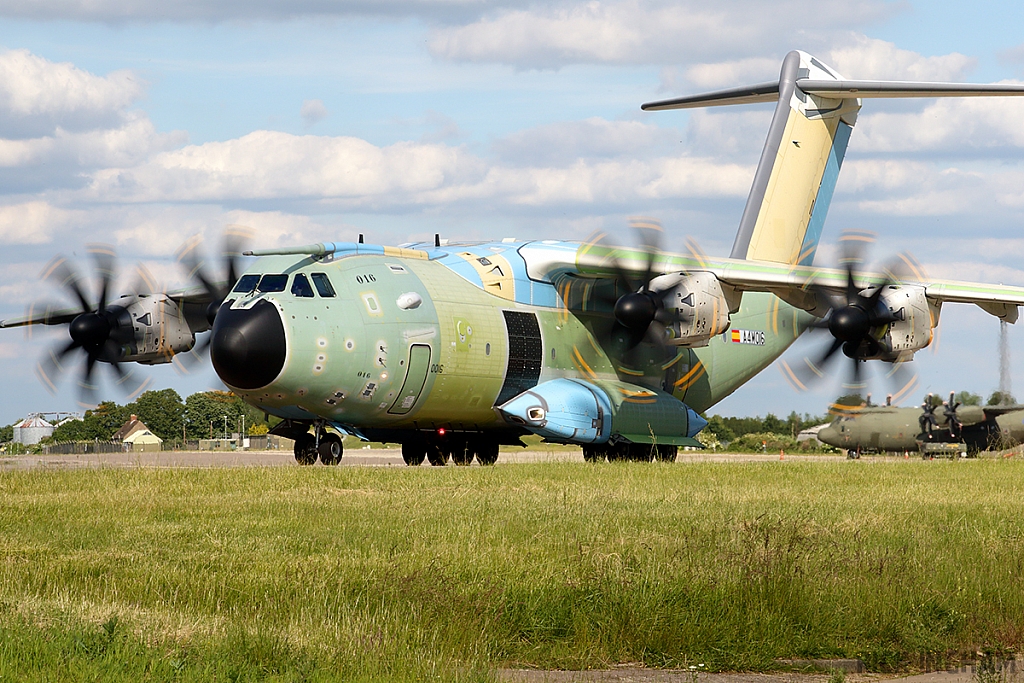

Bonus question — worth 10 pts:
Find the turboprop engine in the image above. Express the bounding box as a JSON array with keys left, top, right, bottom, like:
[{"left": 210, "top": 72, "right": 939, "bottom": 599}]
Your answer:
[
  {"left": 497, "top": 377, "right": 707, "bottom": 446},
  {"left": 862, "top": 284, "right": 935, "bottom": 361},
  {"left": 646, "top": 272, "right": 732, "bottom": 348}
]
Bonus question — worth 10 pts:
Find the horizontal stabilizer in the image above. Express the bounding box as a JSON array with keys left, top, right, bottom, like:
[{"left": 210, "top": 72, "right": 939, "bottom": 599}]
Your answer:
[
  {"left": 798, "top": 79, "right": 1024, "bottom": 98},
  {"left": 643, "top": 78, "right": 1024, "bottom": 111},
  {"left": 641, "top": 81, "right": 779, "bottom": 110}
]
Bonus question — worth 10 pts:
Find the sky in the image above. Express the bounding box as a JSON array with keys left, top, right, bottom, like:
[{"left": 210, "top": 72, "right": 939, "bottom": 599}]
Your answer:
[{"left": 2, "top": 0, "right": 1024, "bottom": 425}]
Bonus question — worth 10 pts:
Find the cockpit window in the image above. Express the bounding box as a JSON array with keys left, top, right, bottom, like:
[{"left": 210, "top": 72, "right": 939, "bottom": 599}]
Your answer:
[
  {"left": 291, "top": 273, "right": 315, "bottom": 298},
  {"left": 311, "top": 273, "right": 336, "bottom": 298},
  {"left": 233, "top": 274, "right": 260, "bottom": 293},
  {"left": 257, "top": 274, "right": 288, "bottom": 293}
]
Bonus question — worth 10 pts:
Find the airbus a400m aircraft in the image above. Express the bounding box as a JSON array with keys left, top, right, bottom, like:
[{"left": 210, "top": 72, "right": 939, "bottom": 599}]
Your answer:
[{"left": 7, "top": 50, "right": 1024, "bottom": 466}]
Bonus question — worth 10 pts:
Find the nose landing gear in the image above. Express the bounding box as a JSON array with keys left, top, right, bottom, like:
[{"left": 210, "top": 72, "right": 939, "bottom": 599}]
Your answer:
[{"left": 292, "top": 424, "right": 343, "bottom": 466}]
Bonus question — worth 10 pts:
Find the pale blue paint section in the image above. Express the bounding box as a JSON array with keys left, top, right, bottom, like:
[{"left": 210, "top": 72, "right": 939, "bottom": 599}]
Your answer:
[
  {"left": 798, "top": 120, "right": 852, "bottom": 266},
  {"left": 497, "top": 378, "right": 612, "bottom": 443}
]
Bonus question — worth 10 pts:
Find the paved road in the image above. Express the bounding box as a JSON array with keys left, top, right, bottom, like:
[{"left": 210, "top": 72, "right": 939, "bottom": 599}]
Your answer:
[{"left": 0, "top": 449, "right": 848, "bottom": 470}]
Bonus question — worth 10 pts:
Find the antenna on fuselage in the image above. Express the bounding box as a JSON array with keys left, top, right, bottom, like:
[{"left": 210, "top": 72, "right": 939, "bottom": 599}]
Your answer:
[
  {"left": 358, "top": 234, "right": 364, "bottom": 244},
  {"left": 434, "top": 233, "right": 440, "bottom": 247}
]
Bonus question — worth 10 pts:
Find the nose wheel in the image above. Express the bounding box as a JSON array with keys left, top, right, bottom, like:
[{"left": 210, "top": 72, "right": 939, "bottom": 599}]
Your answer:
[
  {"left": 318, "top": 433, "right": 343, "bottom": 466},
  {"left": 294, "top": 434, "right": 318, "bottom": 466},
  {"left": 293, "top": 430, "right": 343, "bottom": 465}
]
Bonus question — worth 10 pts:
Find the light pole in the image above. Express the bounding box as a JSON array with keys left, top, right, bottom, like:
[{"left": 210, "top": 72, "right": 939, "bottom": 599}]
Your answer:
[{"left": 223, "top": 415, "right": 228, "bottom": 440}]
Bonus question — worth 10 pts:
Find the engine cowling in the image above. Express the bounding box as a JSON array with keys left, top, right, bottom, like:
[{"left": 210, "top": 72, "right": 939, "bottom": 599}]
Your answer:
[
  {"left": 868, "top": 284, "right": 935, "bottom": 361},
  {"left": 648, "top": 272, "right": 731, "bottom": 348},
  {"left": 119, "top": 295, "right": 197, "bottom": 364}
]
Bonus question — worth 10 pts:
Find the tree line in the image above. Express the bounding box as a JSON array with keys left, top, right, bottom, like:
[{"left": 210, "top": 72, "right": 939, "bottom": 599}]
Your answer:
[{"left": 1, "top": 389, "right": 273, "bottom": 445}]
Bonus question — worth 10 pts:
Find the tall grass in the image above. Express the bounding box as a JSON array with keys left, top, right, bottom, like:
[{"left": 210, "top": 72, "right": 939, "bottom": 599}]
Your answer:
[{"left": 2, "top": 459, "right": 1024, "bottom": 680}]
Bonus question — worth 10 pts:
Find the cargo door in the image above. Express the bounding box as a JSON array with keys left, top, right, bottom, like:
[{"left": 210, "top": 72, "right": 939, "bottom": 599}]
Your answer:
[{"left": 388, "top": 344, "right": 431, "bottom": 415}]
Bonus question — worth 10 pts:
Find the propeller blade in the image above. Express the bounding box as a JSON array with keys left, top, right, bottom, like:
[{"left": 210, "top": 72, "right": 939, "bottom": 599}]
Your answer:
[
  {"left": 88, "top": 244, "right": 116, "bottom": 313},
  {"left": 42, "top": 257, "right": 92, "bottom": 314}
]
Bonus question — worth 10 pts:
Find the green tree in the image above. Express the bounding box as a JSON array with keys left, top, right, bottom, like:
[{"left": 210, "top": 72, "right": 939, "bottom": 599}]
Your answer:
[
  {"left": 762, "top": 413, "right": 785, "bottom": 434},
  {"left": 131, "top": 389, "right": 185, "bottom": 442},
  {"left": 988, "top": 391, "right": 1017, "bottom": 406},
  {"left": 955, "top": 391, "right": 982, "bottom": 406},
  {"left": 0, "top": 424, "right": 12, "bottom": 442},
  {"left": 49, "top": 402, "right": 131, "bottom": 442},
  {"left": 704, "top": 415, "right": 735, "bottom": 442},
  {"left": 184, "top": 391, "right": 267, "bottom": 440},
  {"left": 833, "top": 393, "right": 867, "bottom": 408}
]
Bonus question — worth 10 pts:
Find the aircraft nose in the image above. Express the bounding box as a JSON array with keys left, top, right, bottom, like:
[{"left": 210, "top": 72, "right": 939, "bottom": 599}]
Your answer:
[
  {"left": 817, "top": 426, "right": 839, "bottom": 446},
  {"left": 210, "top": 300, "right": 287, "bottom": 390}
]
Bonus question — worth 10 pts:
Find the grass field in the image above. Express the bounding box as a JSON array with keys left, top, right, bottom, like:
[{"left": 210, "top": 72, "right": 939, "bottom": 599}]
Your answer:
[{"left": 2, "top": 458, "right": 1024, "bottom": 681}]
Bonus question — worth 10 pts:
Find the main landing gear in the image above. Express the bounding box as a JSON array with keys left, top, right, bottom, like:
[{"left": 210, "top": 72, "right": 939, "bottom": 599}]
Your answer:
[
  {"left": 402, "top": 436, "right": 500, "bottom": 467},
  {"left": 583, "top": 443, "right": 677, "bottom": 463}
]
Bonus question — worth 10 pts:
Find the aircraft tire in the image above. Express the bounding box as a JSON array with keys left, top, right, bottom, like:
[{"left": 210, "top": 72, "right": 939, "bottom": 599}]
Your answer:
[
  {"left": 318, "top": 433, "right": 343, "bottom": 466},
  {"left": 451, "top": 440, "right": 473, "bottom": 466},
  {"left": 582, "top": 445, "right": 602, "bottom": 462},
  {"left": 655, "top": 445, "right": 678, "bottom": 462},
  {"left": 294, "top": 434, "right": 317, "bottom": 466},
  {"left": 426, "top": 442, "right": 449, "bottom": 466},
  {"left": 475, "top": 441, "right": 499, "bottom": 466},
  {"left": 402, "top": 442, "right": 426, "bottom": 466}
]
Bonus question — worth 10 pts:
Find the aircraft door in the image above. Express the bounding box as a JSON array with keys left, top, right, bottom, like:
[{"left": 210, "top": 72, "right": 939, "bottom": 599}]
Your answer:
[{"left": 389, "top": 344, "right": 431, "bottom": 415}]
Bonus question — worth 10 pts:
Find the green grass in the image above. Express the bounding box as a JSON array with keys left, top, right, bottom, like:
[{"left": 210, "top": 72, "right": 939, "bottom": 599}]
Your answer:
[{"left": 2, "top": 459, "right": 1024, "bottom": 680}]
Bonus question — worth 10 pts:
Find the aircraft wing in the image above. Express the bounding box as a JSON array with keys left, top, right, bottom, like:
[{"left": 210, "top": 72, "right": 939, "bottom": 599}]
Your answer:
[
  {"left": 573, "top": 245, "right": 1024, "bottom": 322},
  {"left": 0, "top": 286, "right": 217, "bottom": 330}
]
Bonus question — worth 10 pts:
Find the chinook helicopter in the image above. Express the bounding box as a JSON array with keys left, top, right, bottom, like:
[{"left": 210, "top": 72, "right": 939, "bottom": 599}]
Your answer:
[{"left": 6, "top": 50, "right": 1024, "bottom": 466}]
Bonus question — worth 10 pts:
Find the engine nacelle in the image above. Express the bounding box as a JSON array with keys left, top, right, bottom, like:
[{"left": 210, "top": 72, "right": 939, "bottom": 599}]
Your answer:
[
  {"left": 871, "top": 284, "right": 934, "bottom": 361},
  {"left": 118, "top": 295, "right": 197, "bottom": 364},
  {"left": 648, "top": 272, "right": 731, "bottom": 348}
]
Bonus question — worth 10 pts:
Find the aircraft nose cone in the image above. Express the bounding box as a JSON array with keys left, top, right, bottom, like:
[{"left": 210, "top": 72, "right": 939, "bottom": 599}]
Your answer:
[
  {"left": 817, "top": 426, "right": 840, "bottom": 446},
  {"left": 210, "top": 300, "right": 286, "bottom": 390}
]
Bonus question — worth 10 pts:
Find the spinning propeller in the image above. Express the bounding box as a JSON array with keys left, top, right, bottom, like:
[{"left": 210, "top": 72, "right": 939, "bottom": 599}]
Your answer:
[
  {"left": 919, "top": 392, "right": 962, "bottom": 439},
  {"left": 173, "top": 225, "right": 252, "bottom": 368},
  {"left": 781, "top": 231, "right": 919, "bottom": 401},
  {"left": 34, "top": 245, "right": 150, "bottom": 407},
  {"left": 584, "top": 219, "right": 695, "bottom": 367}
]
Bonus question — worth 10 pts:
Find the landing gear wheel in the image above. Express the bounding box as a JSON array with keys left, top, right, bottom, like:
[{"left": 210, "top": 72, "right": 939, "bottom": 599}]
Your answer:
[
  {"left": 294, "top": 434, "right": 317, "bottom": 466},
  {"left": 475, "top": 441, "right": 499, "bottom": 466},
  {"left": 426, "top": 442, "right": 449, "bottom": 467},
  {"left": 583, "top": 445, "right": 602, "bottom": 462},
  {"left": 318, "top": 433, "right": 343, "bottom": 466},
  {"left": 402, "top": 442, "right": 426, "bottom": 466},
  {"left": 655, "top": 445, "right": 677, "bottom": 462},
  {"left": 451, "top": 440, "right": 473, "bottom": 466},
  {"left": 626, "top": 444, "right": 655, "bottom": 462}
]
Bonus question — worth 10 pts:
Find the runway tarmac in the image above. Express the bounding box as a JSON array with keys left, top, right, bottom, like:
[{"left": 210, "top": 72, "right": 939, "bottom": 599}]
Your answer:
[{"left": 0, "top": 448, "right": 847, "bottom": 470}]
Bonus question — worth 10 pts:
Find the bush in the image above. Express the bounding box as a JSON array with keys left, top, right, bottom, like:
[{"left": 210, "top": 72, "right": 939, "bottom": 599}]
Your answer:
[{"left": 727, "top": 432, "right": 798, "bottom": 453}]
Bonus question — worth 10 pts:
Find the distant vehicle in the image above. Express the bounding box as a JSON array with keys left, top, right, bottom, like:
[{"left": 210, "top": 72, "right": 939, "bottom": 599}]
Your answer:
[{"left": 817, "top": 394, "right": 1024, "bottom": 456}]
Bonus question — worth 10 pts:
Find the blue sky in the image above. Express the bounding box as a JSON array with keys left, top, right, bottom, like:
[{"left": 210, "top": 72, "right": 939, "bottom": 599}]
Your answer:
[{"left": 1, "top": 0, "right": 1024, "bottom": 426}]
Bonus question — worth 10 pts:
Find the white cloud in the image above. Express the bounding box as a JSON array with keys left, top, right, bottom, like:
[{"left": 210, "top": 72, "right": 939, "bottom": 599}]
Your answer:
[
  {"left": 825, "top": 35, "right": 975, "bottom": 81},
  {"left": 428, "top": 0, "right": 893, "bottom": 69},
  {"left": 80, "top": 126, "right": 751, "bottom": 210},
  {"left": 0, "top": 0, "right": 524, "bottom": 22},
  {"left": 0, "top": 49, "right": 144, "bottom": 139},
  {"left": 854, "top": 95, "right": 1024, "bottom": 154},
  {"left": 0, "top": 201, "right": 79, "bottom": 244}
]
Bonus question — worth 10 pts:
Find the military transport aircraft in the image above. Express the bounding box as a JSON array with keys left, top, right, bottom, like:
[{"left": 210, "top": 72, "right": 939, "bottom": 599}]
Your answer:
[
  {"left": 818, "top": 393, "right": 1024, "bottom": 455},
  {"left": 6, "top": 50, "right": 1024, "bottom": 467}
]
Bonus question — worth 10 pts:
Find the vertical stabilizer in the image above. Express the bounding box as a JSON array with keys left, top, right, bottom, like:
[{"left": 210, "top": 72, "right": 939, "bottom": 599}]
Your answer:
[
  {"left": 642, "top": 51, "right": 1024, "bottom": 266},
  {"left": 731, "top": 51, "right": 859, "bottom": 265}
]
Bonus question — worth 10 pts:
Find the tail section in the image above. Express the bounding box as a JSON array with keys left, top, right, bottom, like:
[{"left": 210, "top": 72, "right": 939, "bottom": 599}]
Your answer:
[{"left": 642, "top": 50, "right": 1024, "bottom": 266}]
